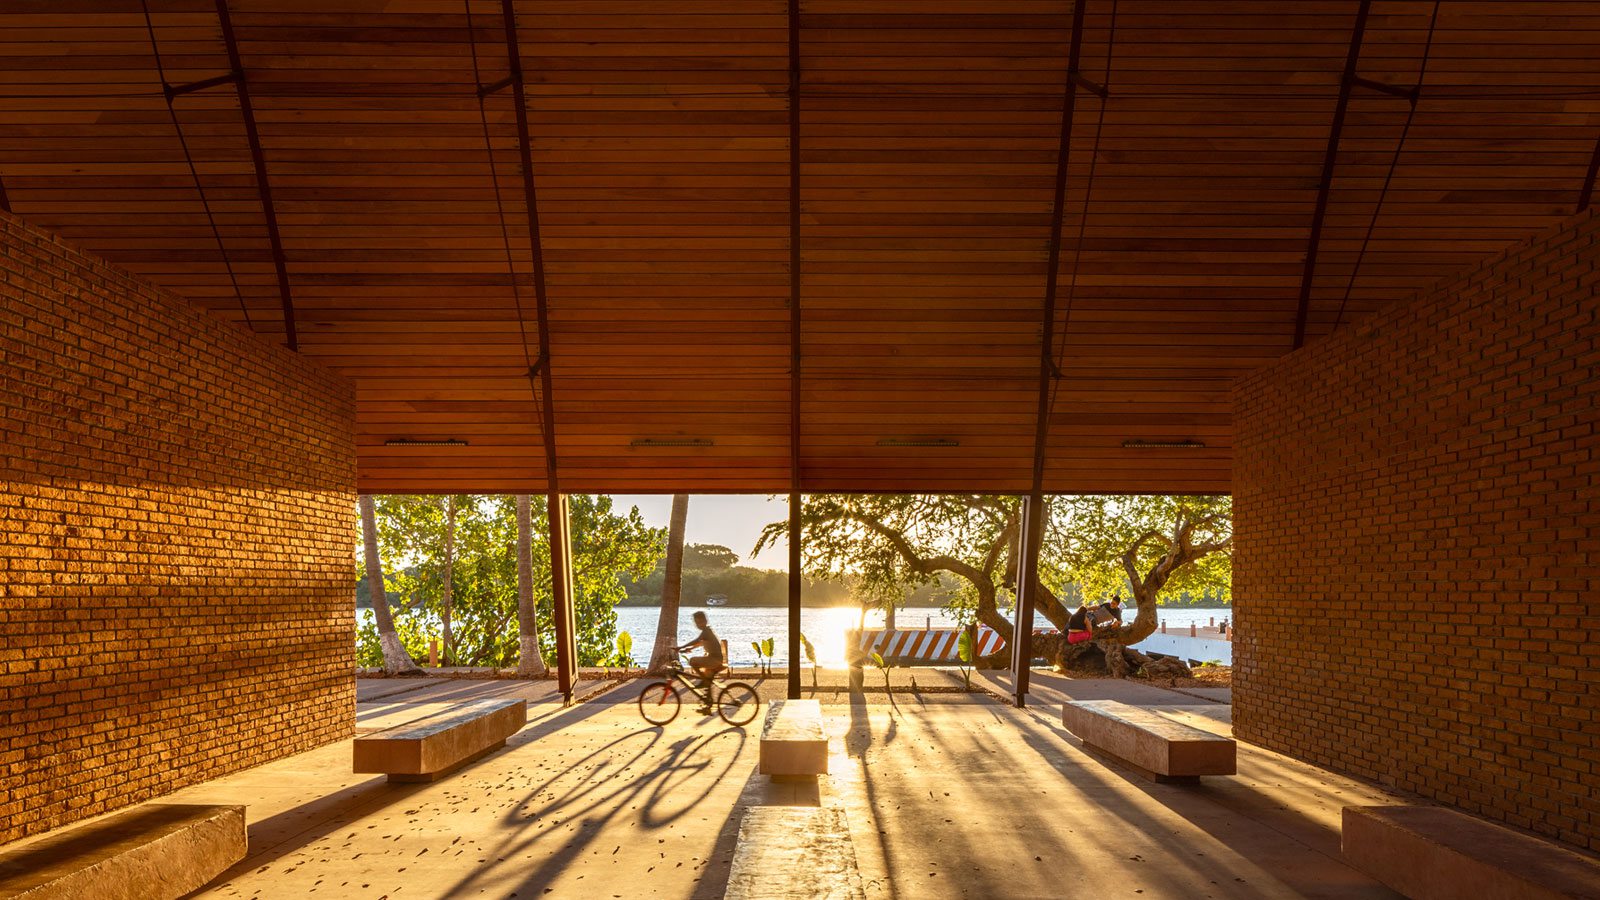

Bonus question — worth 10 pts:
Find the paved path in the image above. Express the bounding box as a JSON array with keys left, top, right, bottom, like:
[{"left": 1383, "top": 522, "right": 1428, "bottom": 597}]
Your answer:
[{"left": 160, "top": 676, "right": 1399, "bottom": 899}]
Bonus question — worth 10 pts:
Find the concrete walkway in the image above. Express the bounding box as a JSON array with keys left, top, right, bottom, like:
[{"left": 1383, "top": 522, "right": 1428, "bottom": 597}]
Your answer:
[{"left": 158, "top": 676, "right": 1403, "bottom": 899}]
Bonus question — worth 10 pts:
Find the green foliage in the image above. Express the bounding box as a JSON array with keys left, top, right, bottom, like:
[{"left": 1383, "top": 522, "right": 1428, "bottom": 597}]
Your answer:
[
  {"left": 800, "top": 632, "right": 818, "bottom": 689},
  {"left": 955, "top": 628, "right": 975, "bottom": 690},
  {"left": 868, "top": 650, "right": 890, "bottom": 693},
  {"left": 615, "top": 631, "right": 634, "bottom": 668},
  {"left": 356, "top": 494, "right": 666, "bottom": 668},
  {"left": 1042, "top": 495, "right": 1232, "bottom": 604},
  {"left": 749, "top": 637, "right": 777, "bottom": 675}
]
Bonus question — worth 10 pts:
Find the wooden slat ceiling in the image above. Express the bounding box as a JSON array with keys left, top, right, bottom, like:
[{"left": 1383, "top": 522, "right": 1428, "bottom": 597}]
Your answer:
[{"left": 2, "top": 0, "right": 1597, "bottom": 494}]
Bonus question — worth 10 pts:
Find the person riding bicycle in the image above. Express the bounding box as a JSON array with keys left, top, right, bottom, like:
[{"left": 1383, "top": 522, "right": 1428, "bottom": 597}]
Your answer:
[{"left": 676, "top": 611, "right": 724, "bottom": 712}]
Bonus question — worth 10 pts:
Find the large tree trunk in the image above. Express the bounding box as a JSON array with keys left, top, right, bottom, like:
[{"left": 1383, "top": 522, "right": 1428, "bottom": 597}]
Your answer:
[
  {"left": 648, "top": 494, "right": 689, "bottom": 671},
  {"left": 515, "top": 494, "right": 549, "bottom": 677},
  {"left": 360, "top": 495, "right": 423, "bottom": 676},
  {"left": 441, "top": 495, "right": 455, "bottom": 666}
]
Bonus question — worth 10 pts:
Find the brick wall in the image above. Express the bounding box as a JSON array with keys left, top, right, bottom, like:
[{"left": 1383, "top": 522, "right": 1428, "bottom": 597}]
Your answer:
[
  {"left": 1233, "top": 208, "right": 1599, "bottom": 851},
  {"left": 0, "top": 211, "right": 357, "bottom": 844}
]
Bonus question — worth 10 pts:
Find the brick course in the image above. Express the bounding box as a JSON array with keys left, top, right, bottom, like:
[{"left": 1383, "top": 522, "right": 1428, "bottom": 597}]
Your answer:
[
  {"left": 0, "top": 211, "right": 356, "bottom": 844},
  {"left": 1233, "top": 207, "right": 1600, "bottom": 851}
]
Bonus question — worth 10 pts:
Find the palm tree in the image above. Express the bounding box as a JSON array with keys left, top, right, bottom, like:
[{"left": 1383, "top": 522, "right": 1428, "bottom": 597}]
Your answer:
[
  {"left": 360, "top": 495, "right": 423, "bottom": 676},
  {"left": 648, "top": 494, "right": 690, "bottom": 671},
  {"left": 515, "top": 494, "right": 550, "bottom": 677}
]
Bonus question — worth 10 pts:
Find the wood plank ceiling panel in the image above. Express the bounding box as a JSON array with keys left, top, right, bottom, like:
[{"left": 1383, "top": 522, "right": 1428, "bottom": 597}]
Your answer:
[
  {"left": 1, "top": 0, "right": 1598, "bottom": 495},
  {"left": 518, "top": 0, "right": 793, "bottom": 493},
  {"left": 0, "top": 4, "right": 279, "bottom": 335},
  {"left": 798, "top": 0, "right": 1069, "bottom": 493},
  {"left": 227, "top": 2, "right": 548, "bottom": 493}
]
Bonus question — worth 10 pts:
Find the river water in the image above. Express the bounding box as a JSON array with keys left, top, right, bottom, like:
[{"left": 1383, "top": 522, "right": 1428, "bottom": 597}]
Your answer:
[{"left": 359, "top": 606, "right": 1231, "bottom": 668}]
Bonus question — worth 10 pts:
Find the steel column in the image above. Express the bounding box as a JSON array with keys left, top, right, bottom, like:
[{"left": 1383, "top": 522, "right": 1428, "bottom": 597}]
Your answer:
[
  {"left": 785, "top": 0, "right": 804, "bottom": 700},
  {"left": 548, "top": 493, "right": 579, "bottom": 703},
  {"left": 1011, "top": 492, "right": 1047, "bottom": 707},
  {"left": 1293, "top": 0, "right": 1373, "bottom": 350}
]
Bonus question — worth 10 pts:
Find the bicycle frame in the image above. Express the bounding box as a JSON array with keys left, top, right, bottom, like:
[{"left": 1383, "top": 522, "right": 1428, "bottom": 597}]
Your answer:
[{"left": 661, "top": 661, "right": 719, "bottom": 706}]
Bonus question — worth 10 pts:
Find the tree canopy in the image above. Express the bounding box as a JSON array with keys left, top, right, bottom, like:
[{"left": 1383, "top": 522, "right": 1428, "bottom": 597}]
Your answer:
[{"left": 356, "top": 494, "right": 664, "bottom": 668}]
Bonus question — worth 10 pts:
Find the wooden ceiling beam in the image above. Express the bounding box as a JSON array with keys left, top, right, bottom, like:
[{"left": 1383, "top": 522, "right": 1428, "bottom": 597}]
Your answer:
[{"left": 215, "top": 0, "right": 297, "bottom": 351}]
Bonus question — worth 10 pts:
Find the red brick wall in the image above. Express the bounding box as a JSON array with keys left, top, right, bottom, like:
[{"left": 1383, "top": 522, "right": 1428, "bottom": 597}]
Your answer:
[
  {"left": 0, "top": 211, "right": 357, "bottom": 844},
  {"left": 1233, "top": 207, "right": 1600, "bottom": 851}
]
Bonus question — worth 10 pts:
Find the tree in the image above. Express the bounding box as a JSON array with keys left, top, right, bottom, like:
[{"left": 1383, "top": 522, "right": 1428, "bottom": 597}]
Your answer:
[
  {"left": 759, "top": 495, "right": 1074, "bottom": 666},
  {"left": 684, "top": 543, "right": 738, "bottom": 570},
  {"left": 357, "top": 495, "right": 665, "bottom": 668},
  {"left": 359, "top": 495, "right": 423, "bottom": 675},
  {"left": 1042, "top": 495, "right": 1232, "bottom": 676},
  {"left": 441, "top": 495, "right": 457, "bottom": 665},
  {"left": 648, "top": 494, "right": 690, "bottom": 671},
  {"left": 515, "top": 494, "right": 549, "bottom": 677}
]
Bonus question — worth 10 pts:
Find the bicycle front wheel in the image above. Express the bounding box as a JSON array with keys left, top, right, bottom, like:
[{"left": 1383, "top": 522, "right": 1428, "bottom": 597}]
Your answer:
[
  {"left": 638, "top": 681, "right": 681, "bottom": 725},
  {"left": 716, "top": 682, "right": 761, "bottom": 726}
]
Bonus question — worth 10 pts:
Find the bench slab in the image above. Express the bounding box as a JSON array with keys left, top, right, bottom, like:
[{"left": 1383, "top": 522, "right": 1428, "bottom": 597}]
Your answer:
[
  {"left": 1062, "top": 700, "right": 1235, "bottom": 780},
  {"left": 354, "top": 698, "right": 526, "bottom": 781},
  {"left": 726, "top": 807, "right": 863, "bottom": 900},
  {"left": 0, "top": 804, "right": 245, "bottom": 900},
  {"left": 1343, "top": 805, "right": 1600, "bottom": 900},
  {"left": 759, "top": 699, "right": 827, "bottom": 777}
]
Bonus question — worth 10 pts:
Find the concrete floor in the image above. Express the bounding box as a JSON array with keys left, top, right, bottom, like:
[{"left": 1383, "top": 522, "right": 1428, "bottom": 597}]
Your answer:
[{"left": 162, "top": 673, "right": 1406, "bottom": 899}]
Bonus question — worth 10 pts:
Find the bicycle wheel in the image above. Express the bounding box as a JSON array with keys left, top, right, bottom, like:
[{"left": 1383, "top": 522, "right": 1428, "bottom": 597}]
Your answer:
[
  {"left": 716, "top": 682, "right": 761, "bottom": 726},
  {"left": 638, "top": 681, "right": 681, "bottom": 725}
]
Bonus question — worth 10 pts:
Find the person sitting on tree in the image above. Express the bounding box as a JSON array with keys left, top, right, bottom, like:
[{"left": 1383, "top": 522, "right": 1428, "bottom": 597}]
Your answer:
[
  {"left": 1066, "top": 602, "right": 1096, "bottom": 644},
  {"left": 1095, "top": 593, "right": 1125, "bottom": 626}
]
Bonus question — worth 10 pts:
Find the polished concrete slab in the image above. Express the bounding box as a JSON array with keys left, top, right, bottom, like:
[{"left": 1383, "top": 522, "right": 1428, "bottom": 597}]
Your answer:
[
  {"left": 0, "top": 804, "right": 245, "bottom": 900},
  {"left": 1062, "top": 699, "right": 1237, "bottom": 779},
  {"left": 153, "top": 676, "right": 1411, "bottom": 899}
]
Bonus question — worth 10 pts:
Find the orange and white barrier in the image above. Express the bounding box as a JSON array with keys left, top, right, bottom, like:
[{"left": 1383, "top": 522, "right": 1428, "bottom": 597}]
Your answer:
[{"left": 847, "top": 627, "right": 1011, "bottom": 665}]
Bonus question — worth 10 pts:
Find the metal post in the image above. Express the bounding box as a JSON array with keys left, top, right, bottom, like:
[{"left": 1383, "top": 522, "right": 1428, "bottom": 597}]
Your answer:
[
  {"left": 787, "top": 491, "right": 802, "bottom": 699},
  {"left": 1012, "top": 491, "right": 1047, "bottom": 707},
  {"left": 548, "top": 493, "right": 578, "bottom": 703}
]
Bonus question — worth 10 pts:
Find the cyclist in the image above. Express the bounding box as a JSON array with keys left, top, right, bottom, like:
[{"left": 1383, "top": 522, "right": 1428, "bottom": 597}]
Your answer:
[{"left": 676, "top": 611, "right": 724, "bottom": 712}]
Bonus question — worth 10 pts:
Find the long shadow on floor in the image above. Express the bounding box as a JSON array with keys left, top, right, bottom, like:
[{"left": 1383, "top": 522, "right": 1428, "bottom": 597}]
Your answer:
[
  {"left": 211, "top": 698, "right": 618, "bottom": 884},
  {"left": 1009, "top": 704, "right": 1406, "bottom": 899}
]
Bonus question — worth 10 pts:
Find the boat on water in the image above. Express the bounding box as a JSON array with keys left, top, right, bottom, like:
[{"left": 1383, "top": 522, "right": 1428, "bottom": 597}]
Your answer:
[{"left": 704, "top": 594, "right": 729, "bottom": 607}]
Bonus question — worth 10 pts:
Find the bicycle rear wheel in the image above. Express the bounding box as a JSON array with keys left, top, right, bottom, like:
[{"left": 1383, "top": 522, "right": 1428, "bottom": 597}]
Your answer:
[
  {"left": 716, "top": 682, "right": 760, "bottom": 726},
  {"left": 638, "top": 681, "right": 681, "bottom": 725}
]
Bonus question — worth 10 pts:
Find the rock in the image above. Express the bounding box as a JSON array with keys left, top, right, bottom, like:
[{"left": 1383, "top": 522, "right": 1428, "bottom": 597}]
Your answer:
[{"left": 1141, "top": 656, "right": 1192, "bottom": 679}]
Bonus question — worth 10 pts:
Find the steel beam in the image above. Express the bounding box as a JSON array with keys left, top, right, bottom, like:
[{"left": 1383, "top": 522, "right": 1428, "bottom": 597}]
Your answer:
[
  {"left": 1017, "top": 0, "right": 1096, "bottom": 706},
  {"left": 1293, "top": 0, "right": 1373, "bottom": 351},
  {"left": 1579, "top": 132, "right": 1600, "bottom": 212},
  {"left": 786, "top": 0, "right": 804, "bottom": 700},
  {"left": 164, "top": 71, "right": 238, "bottom": 99},
  {"left": 499, "top": 0, "right": 562, "bottom": 496},
  {"left": 215, "top": 0, "right": 297, "bottom": 351},
  {"left": 548, "top": 494, "right": 579, "bottom": 703}
]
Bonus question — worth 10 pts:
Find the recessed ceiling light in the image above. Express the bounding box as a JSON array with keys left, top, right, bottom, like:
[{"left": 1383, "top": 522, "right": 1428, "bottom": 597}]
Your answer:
[
  {"left": 1122, "top": 439, "right": 1206, "bottom": 449},
  {"left": 384, "top": 438, "right": 469, "bottom": 447}
]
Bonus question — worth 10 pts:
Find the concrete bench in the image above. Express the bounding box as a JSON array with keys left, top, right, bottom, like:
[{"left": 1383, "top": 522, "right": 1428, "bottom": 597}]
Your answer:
[
  {"left": 725, "top": 807, "right": 863, "bottom": 900},
  {"left": 0, "top": 804, "right": 245, "bottom": 900},
  {"left": 1343, "top": 805, "right": 1600, "bottom": 900},
  {"left": 354, "top": 698, "right": 526, "bottom": 782},
  {"left": 1061, "top": 699, "right": 1235, "bottom": 782},
  {"left": 758, "top": 699, "right": 827, "bottom": 779}
]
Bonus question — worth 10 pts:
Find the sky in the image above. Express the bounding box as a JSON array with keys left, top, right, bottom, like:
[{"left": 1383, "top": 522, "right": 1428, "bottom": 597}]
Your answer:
[{"left": 609, "top": 495, "right": 790, "bottom": 570}]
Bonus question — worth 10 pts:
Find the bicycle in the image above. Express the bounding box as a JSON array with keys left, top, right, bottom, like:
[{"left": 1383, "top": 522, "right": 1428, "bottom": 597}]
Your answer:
[{"left": 637, "top": 653, "right": 761, "bottom": 726}]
